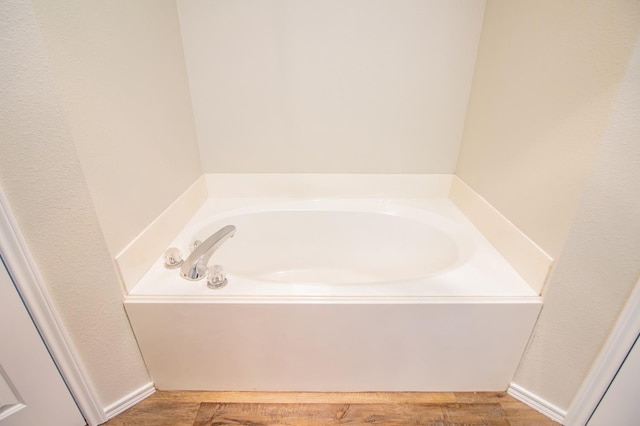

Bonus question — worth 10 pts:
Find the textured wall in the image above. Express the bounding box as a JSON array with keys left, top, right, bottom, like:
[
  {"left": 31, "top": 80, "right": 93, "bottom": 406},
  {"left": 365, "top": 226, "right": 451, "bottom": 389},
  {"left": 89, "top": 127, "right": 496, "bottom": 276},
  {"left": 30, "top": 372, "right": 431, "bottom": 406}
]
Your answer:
[
  {"left": 0, "top": 0, "right": 150, "bottom": 408},
  {"left": 513, "top": 35, "right": 640, "bottom": 410},
  {"left": 456, "top": 0, "right": 640, "bottom": 258},
  {"left": 31, "top": 0, "right": 202, "bottom": 256},
  {"left": 177, "top": 0, "right": 485, "bottom": 173}
]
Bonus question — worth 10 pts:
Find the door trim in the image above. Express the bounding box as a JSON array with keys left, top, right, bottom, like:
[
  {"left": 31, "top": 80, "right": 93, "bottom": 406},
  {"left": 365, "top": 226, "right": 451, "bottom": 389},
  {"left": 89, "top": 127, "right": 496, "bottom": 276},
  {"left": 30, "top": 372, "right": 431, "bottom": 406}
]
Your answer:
[
  {"left": 564, "top": 276, "right": 640, "bottom": 425},
  {"left": 0, "top": 191, "right": 106, "bottom": 426}
]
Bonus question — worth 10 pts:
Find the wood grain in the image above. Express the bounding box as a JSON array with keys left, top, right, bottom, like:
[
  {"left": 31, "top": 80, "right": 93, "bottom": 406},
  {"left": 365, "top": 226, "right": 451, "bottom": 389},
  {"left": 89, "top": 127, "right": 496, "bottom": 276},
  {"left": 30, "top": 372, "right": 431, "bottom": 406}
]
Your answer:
[
  {"left": 193, "top": 402, "right": 504, "bottom": 426},
  {"left": 149, "top": 391, "right": 457, "bottom": 404},
  {"left": 103, "top": 391, "right": 558, "bottom": 425}
]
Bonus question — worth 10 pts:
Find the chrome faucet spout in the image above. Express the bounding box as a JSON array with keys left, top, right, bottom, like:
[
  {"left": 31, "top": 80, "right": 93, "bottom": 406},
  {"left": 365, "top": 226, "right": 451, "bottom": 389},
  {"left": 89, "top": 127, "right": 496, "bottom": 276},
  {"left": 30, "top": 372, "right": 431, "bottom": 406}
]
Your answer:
[{"left": 180, "top": 225, "right": 235, "bottom": 281}]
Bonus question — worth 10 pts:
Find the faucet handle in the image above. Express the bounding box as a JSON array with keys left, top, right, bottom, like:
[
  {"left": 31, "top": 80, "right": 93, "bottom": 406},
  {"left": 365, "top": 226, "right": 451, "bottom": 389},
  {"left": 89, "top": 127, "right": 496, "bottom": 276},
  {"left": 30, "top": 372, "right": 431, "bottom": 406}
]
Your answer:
[
  {"left": 207, "top": 265, "right": 227, "bottom": 289},
  {"left": 163, "top": 247, "right": 183, "bottom": 269}
]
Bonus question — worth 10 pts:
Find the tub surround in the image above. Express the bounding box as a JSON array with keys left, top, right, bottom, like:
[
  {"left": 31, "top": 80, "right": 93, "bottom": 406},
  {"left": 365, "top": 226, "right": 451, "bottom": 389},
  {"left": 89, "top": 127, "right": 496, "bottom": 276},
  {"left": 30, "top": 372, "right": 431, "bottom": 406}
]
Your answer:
[
  {"left": 116, "top": 174, "right": 552, "bottom": 294},
  {"left": 129, "top": 197, "right": 536, "bottom": 300},
  {"left": 117, "top": 174, "right": 454, "bottom": 291},
  {"left": 205, "top": 173, "right": 454, "bottom": 199},
  {"left": 449, "top": 177, "right": 552, "bottom": 294},
  {"left": 115, "top": 176, "right": 208, "bottom": 293}
]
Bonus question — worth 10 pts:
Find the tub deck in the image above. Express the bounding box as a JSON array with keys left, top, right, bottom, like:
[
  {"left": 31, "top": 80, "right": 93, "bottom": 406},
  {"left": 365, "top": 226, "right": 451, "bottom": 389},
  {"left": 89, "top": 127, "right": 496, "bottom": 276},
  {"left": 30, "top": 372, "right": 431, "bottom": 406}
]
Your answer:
[{"left": 129, "top": 198, "right": 537, "bottom": 299}]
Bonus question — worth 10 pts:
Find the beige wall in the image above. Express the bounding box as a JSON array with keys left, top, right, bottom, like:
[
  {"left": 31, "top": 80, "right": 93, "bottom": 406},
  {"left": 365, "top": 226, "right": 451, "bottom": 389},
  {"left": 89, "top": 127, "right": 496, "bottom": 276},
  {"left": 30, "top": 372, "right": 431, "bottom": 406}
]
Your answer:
[
  {"left": 514, "top": 34, "right": 640, "bottom": 410},
  {"left": 456, "top": 0, "right": 640, "bottom": 258},
  {"left": 31, "top": 0, "right": 202, "bottom": 256},
  {"left": 457, "top": 0, "right": 640, "bottom": 412},
  {"left": 177, "top": 0, "right": 485, "bottom": 173},
  {"left": 0, "top": 0, "right": 149, "bottom": 408},
  {"left": 5, "top": 0, "right": 640, "bottom": 415}
]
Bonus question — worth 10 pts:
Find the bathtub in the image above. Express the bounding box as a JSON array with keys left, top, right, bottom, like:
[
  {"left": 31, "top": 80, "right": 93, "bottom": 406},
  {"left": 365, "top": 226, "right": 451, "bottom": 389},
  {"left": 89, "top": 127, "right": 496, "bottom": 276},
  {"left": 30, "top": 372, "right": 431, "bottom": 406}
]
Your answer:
[{"left": 125, "top": 197, "right": 542, "bottom": 391}]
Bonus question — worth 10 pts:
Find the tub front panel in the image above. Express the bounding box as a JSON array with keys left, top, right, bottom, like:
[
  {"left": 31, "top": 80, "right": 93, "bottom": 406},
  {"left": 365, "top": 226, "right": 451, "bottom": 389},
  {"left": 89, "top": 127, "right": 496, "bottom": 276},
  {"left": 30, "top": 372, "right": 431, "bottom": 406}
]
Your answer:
[{"left": 125, "top": 299, "right": 542, "bottom": 391}]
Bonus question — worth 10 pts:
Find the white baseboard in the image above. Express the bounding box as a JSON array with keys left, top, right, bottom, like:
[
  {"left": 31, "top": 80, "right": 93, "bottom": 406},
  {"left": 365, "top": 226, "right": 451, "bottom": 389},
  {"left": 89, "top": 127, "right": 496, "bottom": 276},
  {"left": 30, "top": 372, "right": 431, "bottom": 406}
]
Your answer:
[
  {"left": 104, "top": 382, "right": 155, "bottom": 420},
  {"left": 508, "top": 382, "right": 566, "bottom": 424},
  {"left": 563, "top": 277, "right": 640, "bottom": 426}
]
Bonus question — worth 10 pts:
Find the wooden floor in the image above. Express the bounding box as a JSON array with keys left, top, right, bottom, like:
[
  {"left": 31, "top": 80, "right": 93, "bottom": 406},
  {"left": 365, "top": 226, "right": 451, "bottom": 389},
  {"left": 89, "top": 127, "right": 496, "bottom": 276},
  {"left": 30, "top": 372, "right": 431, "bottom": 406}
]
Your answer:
[{"left": 103, "top": 391, "right": 558, "bottom": 425}]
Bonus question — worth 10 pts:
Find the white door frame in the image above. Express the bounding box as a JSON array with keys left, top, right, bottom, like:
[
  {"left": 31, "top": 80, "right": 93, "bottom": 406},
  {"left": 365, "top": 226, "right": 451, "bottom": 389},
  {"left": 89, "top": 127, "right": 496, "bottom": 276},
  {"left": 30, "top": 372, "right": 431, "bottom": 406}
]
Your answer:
[
  {"left": 564, "top": 276, "right": 640, "bottom": 425},
  {"left": 0, "top": 191, "right": 106, "bottom": 426}
]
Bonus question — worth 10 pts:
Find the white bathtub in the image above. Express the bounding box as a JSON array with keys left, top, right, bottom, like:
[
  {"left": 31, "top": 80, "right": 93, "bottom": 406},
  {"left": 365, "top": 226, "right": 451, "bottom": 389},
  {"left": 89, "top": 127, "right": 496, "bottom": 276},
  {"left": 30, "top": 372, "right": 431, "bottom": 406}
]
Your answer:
[{"left": 125, "top": 197, "right": 542, "bottom": 391}]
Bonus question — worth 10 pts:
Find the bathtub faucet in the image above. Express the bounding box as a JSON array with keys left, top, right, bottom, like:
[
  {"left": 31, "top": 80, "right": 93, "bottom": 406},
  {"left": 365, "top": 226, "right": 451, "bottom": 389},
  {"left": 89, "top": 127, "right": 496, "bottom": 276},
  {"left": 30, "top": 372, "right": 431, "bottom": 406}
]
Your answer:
[{"left": 180, "top": 225, "right": 236, "bottom": 281}]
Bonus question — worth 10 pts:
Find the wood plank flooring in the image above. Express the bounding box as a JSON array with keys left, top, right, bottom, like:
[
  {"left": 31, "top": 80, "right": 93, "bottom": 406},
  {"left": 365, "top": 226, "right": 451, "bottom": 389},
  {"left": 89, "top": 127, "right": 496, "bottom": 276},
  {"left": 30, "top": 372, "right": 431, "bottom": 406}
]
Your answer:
[{"left": 103, "top": 392, "right": 558, "bottom": 425}]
